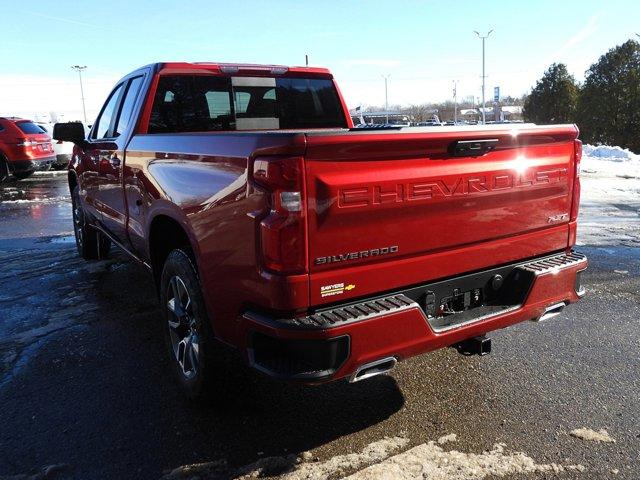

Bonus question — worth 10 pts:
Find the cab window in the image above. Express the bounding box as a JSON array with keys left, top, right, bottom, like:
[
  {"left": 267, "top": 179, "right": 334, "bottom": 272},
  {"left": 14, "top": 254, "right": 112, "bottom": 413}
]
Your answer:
[
  {"left": 114, "top": 76, "right": 144, "bottom": 137},
  {"left": 92, "top": 83, "right": 124, "bottom": 139}
]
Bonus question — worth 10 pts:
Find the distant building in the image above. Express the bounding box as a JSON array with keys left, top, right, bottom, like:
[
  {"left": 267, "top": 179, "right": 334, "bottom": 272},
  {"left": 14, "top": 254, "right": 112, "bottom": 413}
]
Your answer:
[
  {"left": 350, "top": 109, "right": 411, "bottom": 126},
  {"left": 460, "top": 105, "right": 523, "bottom": 122}
]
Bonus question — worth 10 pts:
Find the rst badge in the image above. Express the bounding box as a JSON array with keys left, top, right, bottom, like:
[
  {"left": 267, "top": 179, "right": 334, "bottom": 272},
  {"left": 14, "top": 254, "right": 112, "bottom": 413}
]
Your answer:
[{"left": 548, "top": 213, "right": 569, "bottom": 223}]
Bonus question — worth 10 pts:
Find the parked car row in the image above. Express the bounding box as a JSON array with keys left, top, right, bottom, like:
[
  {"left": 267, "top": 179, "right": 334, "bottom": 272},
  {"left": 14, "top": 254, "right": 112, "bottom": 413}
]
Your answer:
[
  {"left": 355, "top": 119, "right": 526, "bottom": 128},
  {"left": 0, "top": 117, "right": 78, "bottom": 182}
]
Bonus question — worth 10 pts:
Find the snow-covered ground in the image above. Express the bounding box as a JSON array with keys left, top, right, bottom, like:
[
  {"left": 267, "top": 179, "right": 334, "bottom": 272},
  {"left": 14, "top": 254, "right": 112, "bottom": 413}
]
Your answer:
[{"left": 578, "top": 144, "right": 640, "bottom": 247}]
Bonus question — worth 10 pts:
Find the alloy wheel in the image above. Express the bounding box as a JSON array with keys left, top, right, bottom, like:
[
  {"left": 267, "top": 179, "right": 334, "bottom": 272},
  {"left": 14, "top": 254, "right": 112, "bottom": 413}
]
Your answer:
[{"left": 166, "top": 275, "right": 200, "bottom": 379}]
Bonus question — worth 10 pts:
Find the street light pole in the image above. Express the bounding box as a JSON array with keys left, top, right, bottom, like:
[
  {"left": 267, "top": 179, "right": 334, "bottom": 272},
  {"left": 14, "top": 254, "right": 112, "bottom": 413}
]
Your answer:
[
  {"left": 453, "top": 80, "right": 458, "bottom": 124},
  {"left": 382, "top": 74, "right": 390, "bottom": 123},
  {"left": 474, "top": 30, "right": 493, "bottom": 124},
  {"left": 71, "top": 65, "right": 87, "bottom": 124}
]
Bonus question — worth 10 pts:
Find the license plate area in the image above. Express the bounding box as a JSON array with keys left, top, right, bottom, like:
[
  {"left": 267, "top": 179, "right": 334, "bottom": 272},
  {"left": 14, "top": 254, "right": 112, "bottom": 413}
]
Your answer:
[{"left": 402, "top": 263, "right": 536, "bottom": 332}]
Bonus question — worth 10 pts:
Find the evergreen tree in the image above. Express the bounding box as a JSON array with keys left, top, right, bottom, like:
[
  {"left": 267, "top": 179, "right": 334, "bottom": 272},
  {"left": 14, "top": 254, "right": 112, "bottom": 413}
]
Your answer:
[
  {"left": 576, "top": 40, "right": 640, "bottom": 152},
  {"left": 523, "top": 63, "right": 579, "bottom": 124}
]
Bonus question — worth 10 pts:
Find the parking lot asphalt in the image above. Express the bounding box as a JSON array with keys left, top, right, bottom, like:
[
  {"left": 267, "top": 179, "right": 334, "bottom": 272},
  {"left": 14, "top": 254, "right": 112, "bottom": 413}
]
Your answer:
[{"left": 0, "top": 172, "right": 638, "bottom": 479}]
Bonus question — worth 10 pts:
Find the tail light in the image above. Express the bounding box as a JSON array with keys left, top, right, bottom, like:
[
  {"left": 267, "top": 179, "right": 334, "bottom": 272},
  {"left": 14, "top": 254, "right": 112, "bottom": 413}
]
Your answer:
[
  {"left": 570, "top": 139, "right": 582, "bottom": 221},
  {"left": 252, "top": 156, "right": 307, "bottom": 274},
  {"left": 16, "top": 138, "right": 34, "bottom": 147}
]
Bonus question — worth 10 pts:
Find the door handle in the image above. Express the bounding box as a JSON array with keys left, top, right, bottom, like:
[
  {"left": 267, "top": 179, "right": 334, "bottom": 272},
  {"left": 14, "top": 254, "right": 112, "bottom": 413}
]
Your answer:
[{"left": 449, "top": 139, "right": 499, "bottom": 157}]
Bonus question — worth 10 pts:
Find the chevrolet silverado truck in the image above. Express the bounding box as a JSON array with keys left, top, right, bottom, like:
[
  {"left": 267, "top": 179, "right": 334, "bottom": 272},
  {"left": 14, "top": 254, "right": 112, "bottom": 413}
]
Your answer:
[{"left": 54, "top": 62, "right": 587, "bottom": 400}]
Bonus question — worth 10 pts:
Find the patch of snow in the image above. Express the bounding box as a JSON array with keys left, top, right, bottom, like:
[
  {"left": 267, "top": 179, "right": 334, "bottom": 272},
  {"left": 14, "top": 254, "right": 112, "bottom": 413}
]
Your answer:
[
  {"left": 578, "top": 144, "right": 640, "bottom": 247},
  {"left": 161, "top": 436, "right": 409, "bottom": 480},
  {"left": 437, "top": 433, "right": 457, "bottom": 445},
  {"left": 583, "top": 144, "right": 640, "bottom": 162},
  {"left": 581, "top": 144, "right": 640, "bottom": 179},
  {"left": 344, "top": 442, "right": 585, "bottom": 480},
  {"left": 0, "top": 195, "right": 70, "bottom": 205},
  {"left": 569, "top": 428, "right": 616, "bottom": 443},
  {"left": 33, "top": 170, "right": 68, "bottom": 176},
  {"left": 239, "top": 436, "right": 409, "bottom": 480}
]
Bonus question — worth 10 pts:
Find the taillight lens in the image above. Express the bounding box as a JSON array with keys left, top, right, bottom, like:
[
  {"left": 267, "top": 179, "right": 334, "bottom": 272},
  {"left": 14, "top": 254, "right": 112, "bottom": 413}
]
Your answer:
[
  {"left": 570, "top": 139, "right": 582, "bottom": 221},
  {"left": 16, "top": 138, "right": 34, "bottom": 147},
  {"left": 253, "top": 156, "right": 307, "bottom": 274}
]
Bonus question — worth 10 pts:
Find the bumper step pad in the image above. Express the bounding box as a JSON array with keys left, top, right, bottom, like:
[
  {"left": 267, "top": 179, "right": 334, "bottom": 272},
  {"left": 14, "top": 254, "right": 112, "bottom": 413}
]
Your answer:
[
  {"left": 520, "top": 251, "right": 586, "bottom": 275},
  {"left": 291, "top": 294, "right": 419, "bottom": 329}
]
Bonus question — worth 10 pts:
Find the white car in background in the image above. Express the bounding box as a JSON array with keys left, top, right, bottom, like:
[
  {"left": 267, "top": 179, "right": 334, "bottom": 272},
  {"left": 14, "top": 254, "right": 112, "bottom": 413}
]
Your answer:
[{"left": 36, "top": 122, "right": 73, "bottom": 170}]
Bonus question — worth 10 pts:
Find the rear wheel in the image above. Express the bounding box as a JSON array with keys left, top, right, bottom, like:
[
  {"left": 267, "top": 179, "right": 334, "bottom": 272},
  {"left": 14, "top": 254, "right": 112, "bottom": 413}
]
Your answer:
[
  {"left": 0, "top": 156, "right": 8, "bottom": 183},
  {"left": 160, "top": 249, "right": 217, "bottom": 400},
  {"left": 71, "top": 186, "right": 110, "bottom": 260}
]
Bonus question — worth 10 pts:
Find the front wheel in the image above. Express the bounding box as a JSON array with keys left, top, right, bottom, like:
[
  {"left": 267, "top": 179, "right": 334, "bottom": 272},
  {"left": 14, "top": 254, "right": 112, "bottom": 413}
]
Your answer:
[
  {"left": 160, "top": 249, "right": 217, "bottom": 400},
  {"left": 0, "top": 157, "right": 8, "bottom": 183},
  {"left": 71, "top": 186, "right": 110, "bottom": 260}
]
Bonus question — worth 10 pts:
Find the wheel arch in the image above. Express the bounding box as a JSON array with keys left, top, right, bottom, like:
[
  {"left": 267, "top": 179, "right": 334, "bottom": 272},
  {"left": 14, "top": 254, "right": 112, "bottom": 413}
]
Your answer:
[{"left": 148, "top": 213, "right": 199, "bottom": 291}]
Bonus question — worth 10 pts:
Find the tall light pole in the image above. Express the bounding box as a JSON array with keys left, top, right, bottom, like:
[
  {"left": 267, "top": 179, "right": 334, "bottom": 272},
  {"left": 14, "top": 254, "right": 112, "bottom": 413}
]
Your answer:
[
  {"left": 71, "top": 65, "right": 87, "bottom": 124},
  {"left": 453, "top": 80, "right": 458, "bottom": 124},
  {"left": 474, "top": 30, "right": 493, "bottom": 124},
  {"left": 382, "top": 74, "right": 391, "bottom": 123}
]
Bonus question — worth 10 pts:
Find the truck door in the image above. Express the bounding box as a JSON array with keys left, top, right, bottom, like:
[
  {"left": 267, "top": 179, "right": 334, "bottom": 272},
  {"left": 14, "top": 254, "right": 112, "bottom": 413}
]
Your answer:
[
  {"left": 96, "top": 76, "right": 145, "bottom": 244},
  {"left": 81, "top": 82, "right": 125, "bottom": 228}
]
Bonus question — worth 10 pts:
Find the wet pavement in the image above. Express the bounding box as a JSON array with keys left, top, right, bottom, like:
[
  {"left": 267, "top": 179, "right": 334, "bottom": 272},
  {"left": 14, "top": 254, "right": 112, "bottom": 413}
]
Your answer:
[
  {"left": 0, "top": 172, "right": 72, "bottom": 240},
  {"left": 0, "top": 172, "right": 639, "bottom": 479}
]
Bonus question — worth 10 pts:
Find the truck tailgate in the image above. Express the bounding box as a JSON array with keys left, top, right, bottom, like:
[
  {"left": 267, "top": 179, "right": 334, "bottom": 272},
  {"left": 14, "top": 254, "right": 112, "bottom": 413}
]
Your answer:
[{"left": 304, "top": 125, "right": 579, "bottom": 305}]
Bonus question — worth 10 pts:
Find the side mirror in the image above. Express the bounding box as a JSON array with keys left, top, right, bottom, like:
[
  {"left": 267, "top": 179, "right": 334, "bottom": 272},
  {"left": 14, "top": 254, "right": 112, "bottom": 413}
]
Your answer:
[{"left": 53, "top": 122, "right": 86, "bottom": 145}]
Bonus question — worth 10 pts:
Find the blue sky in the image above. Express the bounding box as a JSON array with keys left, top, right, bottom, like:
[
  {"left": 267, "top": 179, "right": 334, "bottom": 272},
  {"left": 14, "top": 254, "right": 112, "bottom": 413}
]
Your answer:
[{"left": 1, "top": 0, "right": 639, "bottom": 121}]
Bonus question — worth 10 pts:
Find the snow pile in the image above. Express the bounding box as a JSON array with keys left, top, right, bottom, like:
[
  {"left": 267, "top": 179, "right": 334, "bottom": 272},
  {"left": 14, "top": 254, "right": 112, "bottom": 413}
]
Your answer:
[
  {"left": 581, "top": 144, "right": 640, "bottom": 179},
  {"left": 569, "top": 428, "right": 616, "bottom": 443},
  {"left": 437, "top": 433, "right": 457, "bottom": 445},
  {"left": 162, "top": 437, "right": 410, "bottom": 480},
  {"left": 583, "top": 144, "right": 640, "bottom": 161},
  {"left": 237, "top": 436, "right": 409, "bottom": 480},
  {"left": 345, "top": 442, "right": 585, "bottom": 480}
]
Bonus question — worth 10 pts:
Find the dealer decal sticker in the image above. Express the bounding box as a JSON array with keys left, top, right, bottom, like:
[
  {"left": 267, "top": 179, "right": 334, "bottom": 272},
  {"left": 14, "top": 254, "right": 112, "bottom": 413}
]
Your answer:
[{"left": 321, "top": 283, "right": 355, "bottom": 298}]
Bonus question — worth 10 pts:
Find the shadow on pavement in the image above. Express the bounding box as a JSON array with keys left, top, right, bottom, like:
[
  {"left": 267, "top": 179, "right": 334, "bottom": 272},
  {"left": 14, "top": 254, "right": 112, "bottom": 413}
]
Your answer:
[{"left": 0, "top": 242, "right": 405, "bottom": 479}]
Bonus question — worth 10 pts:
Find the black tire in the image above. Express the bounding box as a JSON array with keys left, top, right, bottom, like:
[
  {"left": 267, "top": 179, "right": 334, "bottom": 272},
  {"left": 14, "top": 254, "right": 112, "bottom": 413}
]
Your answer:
[
  {"left": 13, "top": 170, "right": 34, "bottom": 180},
  {"left": 71, "top": 185, "right": 111, "bottom": 260},
  {"left": 160, "top": 249, "right": 217, "bottom": 401},
  {"left": 0, "top": 156, "right": 8, "bottom": 183}
]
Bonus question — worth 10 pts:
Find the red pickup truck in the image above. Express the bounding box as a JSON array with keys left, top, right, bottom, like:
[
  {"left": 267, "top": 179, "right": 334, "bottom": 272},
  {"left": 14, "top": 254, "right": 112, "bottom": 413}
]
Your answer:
[{"left": 54, "top": 62, "right": 587, "bottom": 400}]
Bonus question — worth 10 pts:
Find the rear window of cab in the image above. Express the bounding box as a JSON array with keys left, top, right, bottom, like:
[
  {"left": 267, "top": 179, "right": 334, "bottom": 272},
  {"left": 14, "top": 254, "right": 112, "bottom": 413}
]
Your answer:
[{"left": 148, "top": 75, "right": 347, "bottom": 133}]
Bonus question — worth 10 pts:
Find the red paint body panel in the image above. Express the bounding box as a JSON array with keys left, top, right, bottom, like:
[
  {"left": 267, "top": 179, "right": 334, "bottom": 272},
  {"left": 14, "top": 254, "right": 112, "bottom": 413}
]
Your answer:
[{"left": 66, "top": 62, "right": 586, "bottom": 383}]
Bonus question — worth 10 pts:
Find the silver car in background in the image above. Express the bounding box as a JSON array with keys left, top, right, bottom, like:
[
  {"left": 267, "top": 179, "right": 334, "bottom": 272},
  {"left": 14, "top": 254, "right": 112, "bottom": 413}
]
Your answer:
[{"left": 36, "top": 122, "right": 74, "bottom": 170}]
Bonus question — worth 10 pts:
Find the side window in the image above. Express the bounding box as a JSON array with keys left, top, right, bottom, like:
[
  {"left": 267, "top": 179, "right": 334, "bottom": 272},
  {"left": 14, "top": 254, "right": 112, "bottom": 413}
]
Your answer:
[
  {"left": 114, "top": 76, "right": 144, "bottom": 137},
  {"left": 92, "top": 83, "right": 124, "bottom": 139},
  {"left": 149, "top": 75, "right": 234, "bottom": 133}
]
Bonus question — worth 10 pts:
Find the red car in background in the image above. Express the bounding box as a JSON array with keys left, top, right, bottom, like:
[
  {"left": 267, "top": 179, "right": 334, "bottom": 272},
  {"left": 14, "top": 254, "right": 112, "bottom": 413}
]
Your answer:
[{"left": 0, "top": 117, "right": 55, "bottom": 182}]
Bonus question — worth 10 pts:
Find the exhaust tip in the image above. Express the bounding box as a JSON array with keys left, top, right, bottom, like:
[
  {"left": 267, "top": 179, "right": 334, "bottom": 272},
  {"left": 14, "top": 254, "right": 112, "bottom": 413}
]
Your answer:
[
  {"left": 532, "top": 302, "right": 566, "bottom": 322},
  {"left": 350, "top": 356, "right": 397, "bottom": 383}
]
